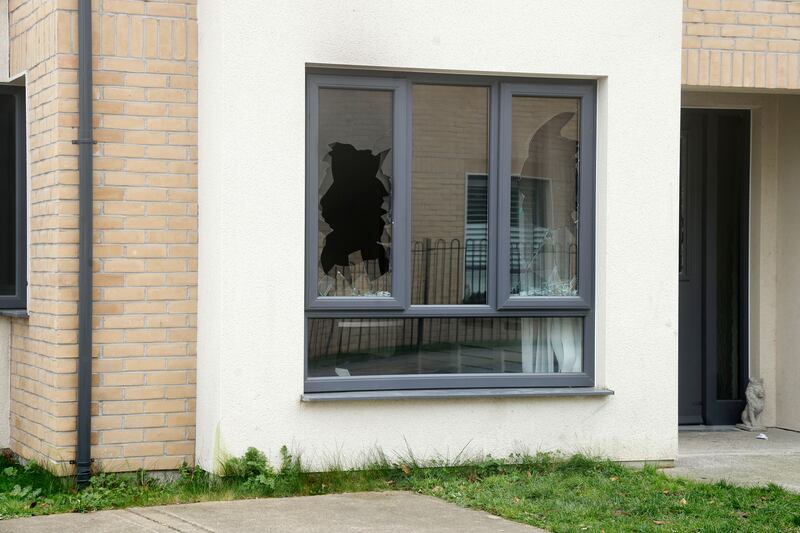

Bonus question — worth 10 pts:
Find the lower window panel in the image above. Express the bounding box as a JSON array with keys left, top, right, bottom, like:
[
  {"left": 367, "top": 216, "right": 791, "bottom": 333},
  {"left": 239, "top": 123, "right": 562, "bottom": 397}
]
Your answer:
[{"left": 307, "top": 317, "right": 583, "bottom": 378}]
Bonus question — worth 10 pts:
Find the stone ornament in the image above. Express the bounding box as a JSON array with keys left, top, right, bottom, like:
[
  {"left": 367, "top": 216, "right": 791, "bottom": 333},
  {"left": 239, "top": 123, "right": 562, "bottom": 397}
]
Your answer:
[{"left": 737, "top": 377, "right": 765, "bottom": 432}]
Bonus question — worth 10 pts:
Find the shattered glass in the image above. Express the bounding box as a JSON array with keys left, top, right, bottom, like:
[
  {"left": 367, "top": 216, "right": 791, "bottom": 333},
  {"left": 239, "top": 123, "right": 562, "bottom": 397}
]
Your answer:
[
  {"left": 509, "top": 97, "right": 580, "bottom": 297},
  {"left": 317, "top": 88, "right": 393, "bottom": 297}
]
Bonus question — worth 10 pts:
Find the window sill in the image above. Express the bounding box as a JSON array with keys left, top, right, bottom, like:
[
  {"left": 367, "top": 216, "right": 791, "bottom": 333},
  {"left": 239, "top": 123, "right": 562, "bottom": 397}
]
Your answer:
[
  {"left": 0, "top": 309, "right": 28, "bottom": 318},
  {"left": 301, "top": 387, "right": 613, "bottom": 402}
]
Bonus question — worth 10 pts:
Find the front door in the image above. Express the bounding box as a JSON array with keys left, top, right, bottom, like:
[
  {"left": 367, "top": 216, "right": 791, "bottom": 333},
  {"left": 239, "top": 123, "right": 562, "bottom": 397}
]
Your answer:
[{"left": 679, "top": 108, "right": 750, "bottom": 425}]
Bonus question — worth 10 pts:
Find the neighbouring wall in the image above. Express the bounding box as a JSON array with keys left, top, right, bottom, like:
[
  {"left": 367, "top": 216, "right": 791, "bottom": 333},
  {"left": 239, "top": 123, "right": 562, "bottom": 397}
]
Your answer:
[
  {"left": 0, "top": 318, "right": 9, "bottom": 448},
  {"left": 682, "top": 0, "right": 800, "bottom": 89},
  {"left": 197, "top": 1, "right": 683, "bottom": 470},
  {"left": 0, "top": 0, "right": 8, "bottom": 82},
  {"left": 8, "top": 0, "right": 198, "bottom": 473},
  {"left": 776, "top": 94, "right": 800, "bottom": 432}
]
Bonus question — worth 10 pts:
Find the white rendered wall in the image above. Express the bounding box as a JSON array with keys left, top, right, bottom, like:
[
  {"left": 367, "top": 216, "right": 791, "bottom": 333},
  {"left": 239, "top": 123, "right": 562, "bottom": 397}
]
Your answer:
[
  {"left": 197, "top": 1, "right": 683, "bottom": 470},
  {"left": 776, "top": 95, "right": 800, "bottom": 432}
]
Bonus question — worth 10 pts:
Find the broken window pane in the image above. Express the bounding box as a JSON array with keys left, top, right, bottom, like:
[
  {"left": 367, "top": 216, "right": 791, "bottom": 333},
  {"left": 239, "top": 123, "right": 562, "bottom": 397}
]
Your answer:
[
  {"left": 317, "top": 88, "right": 393, "bottom": 297},
  {"left": 509, "top": 97, "right": 579, "bottom": 297},
  {"left": 411, "top": 85, "right": 489, "bottom": 305},
  {"left": 0, "top": 94, "right": 17, "bottom": 296},
  {"left": 307, "top": 316, "right": 583, "bottom": 377}
]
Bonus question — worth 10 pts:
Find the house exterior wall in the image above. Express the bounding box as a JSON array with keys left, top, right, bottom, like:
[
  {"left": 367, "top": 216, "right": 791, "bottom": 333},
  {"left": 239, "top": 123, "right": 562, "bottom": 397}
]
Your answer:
[
  {"left": 4, "top": 0, "right": 796, "bottom": 474},
  {"left": 0, "top": 318, "right": 9, "bottom": 448},
  {"left": 682, "top": 1, "right": 800, "bottom": 430},
  {"left": 197, "top": 1, "right": 683, "bottom": 470},
  {"left": 7, "top": 0, "right": 198, "bottom": 473},
  {"left": 775, "top": 94, "right": 800, "bottom": 432},
  {"left": 0, "top": 1, "right": 8, "bottom": 83},
  {"left": 8, "top": 0, "right": 78, "bottom": 471},
  {"left": 682, "top": 0, "right": 800, "bottom": 88}
]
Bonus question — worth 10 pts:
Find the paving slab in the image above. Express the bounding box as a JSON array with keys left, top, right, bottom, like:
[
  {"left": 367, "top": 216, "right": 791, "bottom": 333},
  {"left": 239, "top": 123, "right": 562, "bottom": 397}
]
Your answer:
[
  {"left": 666, "top": 427, "right": 800, "bottom": 492},
  {"left": 0, "top": 491, "right": 546, "bottom": 533}
]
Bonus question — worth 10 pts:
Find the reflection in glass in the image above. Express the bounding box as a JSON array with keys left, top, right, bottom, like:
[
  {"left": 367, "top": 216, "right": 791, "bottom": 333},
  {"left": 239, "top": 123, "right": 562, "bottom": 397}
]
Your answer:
[
  {"left": 307, "top": 317, "right": 583, "bottom": 377},
  {"left": 715, "top": 113, "right": 746, "bottom": 401},
  {"left": 510, "top": 97, "right": 579, "bottom": 297},
  {"left": 317, "top": 88, "right": 393, "bottom": 297},
  {"left": 0, "top": 94, "right": 17, "bottom": 296},
  {"left": 411, "top": 85, "right": 489, "bottom": 305}
]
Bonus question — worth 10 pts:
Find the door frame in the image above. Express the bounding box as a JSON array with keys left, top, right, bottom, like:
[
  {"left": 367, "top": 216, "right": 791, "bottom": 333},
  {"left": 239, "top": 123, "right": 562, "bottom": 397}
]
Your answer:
[{"left": 680, "top": 107, "right": 751, "bottom": 425}]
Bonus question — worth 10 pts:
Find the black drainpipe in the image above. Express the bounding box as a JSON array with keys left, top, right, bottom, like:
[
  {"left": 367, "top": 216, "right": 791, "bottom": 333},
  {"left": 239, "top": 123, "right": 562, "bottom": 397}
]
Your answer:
[{"left": 75, "top": 0, "right": 94, "bottom": 488}]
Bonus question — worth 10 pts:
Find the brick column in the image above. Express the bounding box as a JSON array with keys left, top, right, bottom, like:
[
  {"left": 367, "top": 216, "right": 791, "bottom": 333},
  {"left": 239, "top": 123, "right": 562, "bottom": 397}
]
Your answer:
[
  {"left": 683, "top": 0, "right": 800, "bottom": 88},
  {"left": 9, "top": 0, "right": 198, "bottom": 473}
]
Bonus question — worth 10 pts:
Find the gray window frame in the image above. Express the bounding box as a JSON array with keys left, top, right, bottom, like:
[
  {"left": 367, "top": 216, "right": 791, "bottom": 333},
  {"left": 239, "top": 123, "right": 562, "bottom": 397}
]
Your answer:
[
  {"left": 305, "top": 71, "right": 596, "bottom": 393},
  {"left": 306, "top": 75, "right": 409, "bottom": 310},
  {"left": 497, "top": 82, "right": 595, "bottom": 310},
  {"left": 0, "top": 85, "right": 27, "bottom": 310}
]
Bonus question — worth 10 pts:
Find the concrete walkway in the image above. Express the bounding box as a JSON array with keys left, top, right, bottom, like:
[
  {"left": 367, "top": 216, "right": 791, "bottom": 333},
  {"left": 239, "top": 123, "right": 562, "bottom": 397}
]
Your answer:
[
  {"left": 0, "top": 491, "right": 546, "bottom": 533},
  {"left": 667, "top": 427, "right": 800, "bottom": 491}
]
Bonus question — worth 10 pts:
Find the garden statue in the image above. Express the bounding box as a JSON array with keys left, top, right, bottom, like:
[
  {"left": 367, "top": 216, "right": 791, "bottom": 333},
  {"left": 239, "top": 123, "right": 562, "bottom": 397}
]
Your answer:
[{"left": 736, "top": 377, "right": 765, "bottom": 431}]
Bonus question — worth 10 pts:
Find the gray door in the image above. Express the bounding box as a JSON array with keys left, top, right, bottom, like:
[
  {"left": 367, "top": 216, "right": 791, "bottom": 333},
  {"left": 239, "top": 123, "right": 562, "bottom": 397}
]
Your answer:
[
  {"left": 679, "top": 112, "right": 703, "bottom": 424},
  {"left": 679, "top": 109, "right": 750, "bottom": 426}
]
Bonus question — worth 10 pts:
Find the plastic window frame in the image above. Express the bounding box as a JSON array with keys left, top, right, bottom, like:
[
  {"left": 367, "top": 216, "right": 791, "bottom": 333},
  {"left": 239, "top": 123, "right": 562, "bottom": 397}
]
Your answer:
[
  {"left": 304, "top": 71, "right": 596, "bottom": 393},
  {"left": 305, "top": 75, "right": 409, "bottom": 310},
  {"left": 0, "top": 85, "right": 27, "bottom": 311},
  {"left": 497, "top": 82, "right": 595, "bottom": 310}
]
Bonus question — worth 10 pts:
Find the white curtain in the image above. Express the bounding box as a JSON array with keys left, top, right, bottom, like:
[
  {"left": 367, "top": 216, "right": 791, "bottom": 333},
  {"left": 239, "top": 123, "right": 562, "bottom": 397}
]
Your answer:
[{"left": 521, "top": 317, "right": 582, "bottom": 373}]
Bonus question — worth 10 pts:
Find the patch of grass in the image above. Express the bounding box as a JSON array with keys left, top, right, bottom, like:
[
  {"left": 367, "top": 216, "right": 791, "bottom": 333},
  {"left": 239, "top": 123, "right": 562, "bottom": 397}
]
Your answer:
[
  {"left": 411, "top": 453, "right": 800, "bottom": 532},
  {"left": 1, "top": 449, "right": 799, "bottom": 532}
]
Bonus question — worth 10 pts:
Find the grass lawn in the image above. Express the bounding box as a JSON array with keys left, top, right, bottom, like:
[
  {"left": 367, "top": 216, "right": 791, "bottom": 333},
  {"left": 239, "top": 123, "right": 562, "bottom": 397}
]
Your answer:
[{"left": 1, "top": 449, "right": 798, "bottom": 532}]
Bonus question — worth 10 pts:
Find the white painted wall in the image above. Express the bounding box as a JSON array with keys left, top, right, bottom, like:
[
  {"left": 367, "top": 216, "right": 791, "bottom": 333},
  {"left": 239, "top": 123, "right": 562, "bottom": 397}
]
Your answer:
[
  {"left": 0, "top": 318, "right": 10, "bottom": 448},
  {"left": 197, "top": 0, "right": 683, "bottom": 470},
  {"left": 776, "top": 95, "right": 800, "bottom": 432}
]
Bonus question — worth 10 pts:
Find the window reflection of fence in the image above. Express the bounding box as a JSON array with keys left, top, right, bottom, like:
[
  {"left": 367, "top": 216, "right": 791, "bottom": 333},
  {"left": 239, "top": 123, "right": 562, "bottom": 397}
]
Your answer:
[
  {"left": 308, "top": 237, "right": 577, "bottom": 372},
  {"left": 307, "top": 317, "right": 525, "bottom": 374},
  {"left": 510, "top": 241, "right": 577, "bottom": 296},
  {"left": 411, "top": 238, "right": 487, "bottom": 305}
]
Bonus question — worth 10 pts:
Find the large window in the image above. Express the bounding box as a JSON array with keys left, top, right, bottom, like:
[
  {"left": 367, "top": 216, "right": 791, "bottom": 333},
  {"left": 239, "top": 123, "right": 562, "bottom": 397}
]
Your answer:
[
  {"left": 306, "top": 73, "right": 595, "bottom": 393},
  {"left": 0, "top": 85, "right": 26, "bottom": 310}
]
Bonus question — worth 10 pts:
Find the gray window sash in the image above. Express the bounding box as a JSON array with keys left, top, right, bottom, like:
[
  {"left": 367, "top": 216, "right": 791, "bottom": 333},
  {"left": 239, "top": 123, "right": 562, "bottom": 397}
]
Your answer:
[
  {"left": 496, "top": 82, "right": 596, "bottom": 311},
  {"left": 304, "top": 308, "right": 595, "bottom": 392},
  {"left": 305, "top": 75, "right": 409, "bottom": 310},
  {"left": 0, "top": 85, "right": 27, "bottom": 310},
  {"left": 403, "top": 80, "right": 500, "bottom": 310}
]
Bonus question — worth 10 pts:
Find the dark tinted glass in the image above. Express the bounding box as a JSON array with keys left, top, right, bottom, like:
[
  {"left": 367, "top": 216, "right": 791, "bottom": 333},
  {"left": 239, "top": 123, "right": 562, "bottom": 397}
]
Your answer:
[
  {"left": 0, "top": 94, "right": 17, "bottom": 296},
  {"left": 308, "top": 316, "right": 583, "bottom": 377}
]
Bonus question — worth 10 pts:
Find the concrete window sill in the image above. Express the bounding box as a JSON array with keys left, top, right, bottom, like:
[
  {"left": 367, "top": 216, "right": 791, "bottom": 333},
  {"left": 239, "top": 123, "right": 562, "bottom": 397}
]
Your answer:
[
  {"left": 302, "top": 387, "right": 614, "bottom": 402},
  {"left": 0, "top": 309, "right": 28, "bottom": 318}
]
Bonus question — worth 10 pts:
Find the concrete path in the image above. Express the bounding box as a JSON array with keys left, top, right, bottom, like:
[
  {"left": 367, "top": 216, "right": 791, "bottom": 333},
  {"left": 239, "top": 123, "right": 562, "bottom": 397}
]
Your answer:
[
  {"left": 667, "top": 427, "right": 800, "bottom": 492},
  {"left": 0, "top": 491, "right": 546, "bottom": 532}
]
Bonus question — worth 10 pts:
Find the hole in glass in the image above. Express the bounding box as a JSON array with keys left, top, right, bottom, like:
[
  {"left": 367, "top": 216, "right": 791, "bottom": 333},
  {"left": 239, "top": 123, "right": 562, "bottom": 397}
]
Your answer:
[{"left": 317, "top": 88, "right": 393, "bottom": 297}]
